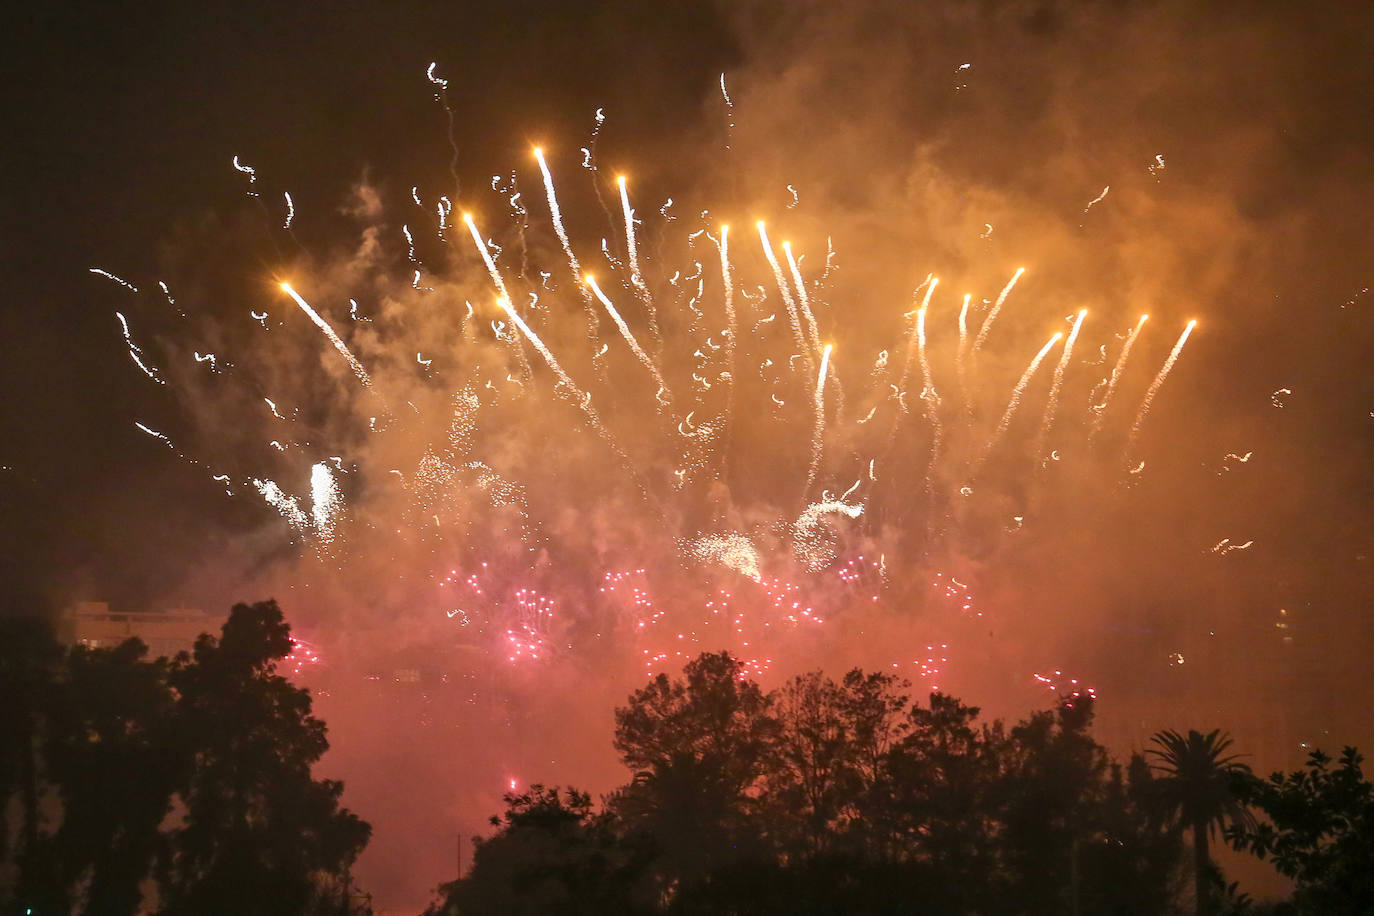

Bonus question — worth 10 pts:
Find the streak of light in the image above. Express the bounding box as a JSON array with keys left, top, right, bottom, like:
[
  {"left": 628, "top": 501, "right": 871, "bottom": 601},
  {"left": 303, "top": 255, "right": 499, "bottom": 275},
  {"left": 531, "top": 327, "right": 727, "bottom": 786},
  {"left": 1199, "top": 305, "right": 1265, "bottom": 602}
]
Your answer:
[
  {"left": 973, "top": 267, "right": 1025, "bottom": 353},
  {"left": 279, "top": 283, "right": 372, "bottom": 386},
  {"left": 1083, "top": 185, "right": 1110, "bottom": 212},
  {"left": 983, "top": 332, "right": 1063, "bottom": 459},
  {"left": 806, "top": 343, "right": 834, "bottom": 492},
  {"left": 585, "top": 274, "right": 670, "bottom": 397},
  {"left": 757, "top": 222, "right": 812, "bottom": 368},
  {"left": 1090, "top": 314, "right": 1148, "bottom": 435},
  {"left": 114, "top": 312, "right": 165, "bottom": 384},
  {"left": 1127, "top": 320, "right": 1197, "bottom": 457},
  {"left": 783, "top": 240, "right": 822, "bottom": 354},
  {"left": 90, "top": 268, "right": 138, "bottom": 292},
  {"left": 1034, "top": 308, "right": 1087, "bottom": 461}
]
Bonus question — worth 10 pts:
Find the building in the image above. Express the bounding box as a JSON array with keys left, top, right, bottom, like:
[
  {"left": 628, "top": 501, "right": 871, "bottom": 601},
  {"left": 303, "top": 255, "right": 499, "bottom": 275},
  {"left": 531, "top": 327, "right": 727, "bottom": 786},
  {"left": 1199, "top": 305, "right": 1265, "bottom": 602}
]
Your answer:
[{"left": 61, "top": 601, "right": 218, "bottom": 659}]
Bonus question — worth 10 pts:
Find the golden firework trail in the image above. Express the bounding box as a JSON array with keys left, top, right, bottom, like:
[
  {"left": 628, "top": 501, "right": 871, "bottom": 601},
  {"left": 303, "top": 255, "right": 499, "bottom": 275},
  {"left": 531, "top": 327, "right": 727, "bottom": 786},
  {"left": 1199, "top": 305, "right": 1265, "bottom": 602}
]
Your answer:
[
  {"left": 756, "top": 221, "right": 812, "bottom": 369},
  {"left": 981, "top": 331, "right": 1064, "bottom": 462},
  {"left": 899, "top": 276, "right": 939, "bottom": 410},
  {"left": 617, "top": 175, "right": 659, "bottom": 342},
  {"left": 1127, "top": 319, "right": 1197, "bottom": 459},
  {"left": 533, "top": 147, "right": 598, "bottom": 325},
  {"left": 806, "top": 343, "right": 834, "bottom": 493},
  {"left": 1090, "top": 314, "right": 1149, "bottom": 436},
  {"left": 783, "top": 240, "right": 822, "bottom": 354},
  {"left": 279, "top": 283, "right": 371, "bottom": 386},
  {"left": 973, "top": 266, "right": 1025, "bottom": 354},
  {"left": 585, "top": 273, "right": 671, "bottom": 399},
  {"left": 1034, "top": 308, "right": 1088, "bottom": 462}
]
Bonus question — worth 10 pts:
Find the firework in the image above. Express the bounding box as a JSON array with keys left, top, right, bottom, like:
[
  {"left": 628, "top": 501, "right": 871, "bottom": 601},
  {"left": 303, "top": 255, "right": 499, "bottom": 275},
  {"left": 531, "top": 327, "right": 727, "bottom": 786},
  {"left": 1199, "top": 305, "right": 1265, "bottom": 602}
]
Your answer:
[
  {"left": 102, "top": 88, "right": 1206, "bottom": 703},
  {"left": 1127, "top": 319, "right": 1197, "bottom": 460}
]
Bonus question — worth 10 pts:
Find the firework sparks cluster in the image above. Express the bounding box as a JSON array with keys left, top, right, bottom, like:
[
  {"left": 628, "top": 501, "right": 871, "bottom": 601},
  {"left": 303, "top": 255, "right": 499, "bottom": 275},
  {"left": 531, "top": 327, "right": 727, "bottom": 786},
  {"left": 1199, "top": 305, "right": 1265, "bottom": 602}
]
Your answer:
[{"left": 93, "top": 69, "right": 1222, "bottom": 698}]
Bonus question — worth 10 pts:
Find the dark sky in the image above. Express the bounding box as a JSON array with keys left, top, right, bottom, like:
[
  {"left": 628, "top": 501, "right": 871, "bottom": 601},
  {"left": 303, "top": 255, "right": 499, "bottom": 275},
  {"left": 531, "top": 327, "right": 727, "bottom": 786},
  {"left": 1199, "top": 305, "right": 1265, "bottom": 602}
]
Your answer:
[{"left": 4, "top": 2, "right": 1374, "bottom": 909}]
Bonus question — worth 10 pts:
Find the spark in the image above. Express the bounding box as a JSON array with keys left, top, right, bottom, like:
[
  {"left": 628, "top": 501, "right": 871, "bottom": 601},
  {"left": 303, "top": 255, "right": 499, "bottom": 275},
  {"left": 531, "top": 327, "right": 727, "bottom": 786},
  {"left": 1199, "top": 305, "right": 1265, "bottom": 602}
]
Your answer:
[
  {"left": 114, "top": 312, "right": 165, "bottom": 384},
  {"left": 686, "top": 534, "right": 762, "bottom": 582},
  {"left": 279, "top": 283, "right": 371, "bottom": 387},
  {"left": 533, "top": 147, "right": 596, "bottom": 324},
  {"left": 1209, "top": 538, "right": 1255, "bottom": 556},
  {"left": 90, "top": 268, "right": 138, "bottom": 292},
  {"left": 283, "top": 191, "right": 295, "bottom": 229},
  {"left": 972, "top": 267, "right": 1025, "bottom": 353},
  {"left": 898, "top": 276, "right": 938, "bottom": 405},
  {"left": 1090, "top": 314, "right": 1148, "bottom": 434},
  {"left": 757, "top": 223, "right": 812, "bottom": 367},
  {"left": 1034, "top": 308, "right": 1087, "bottom": 461},
  {"left": 1083, "top": 185, "right": 1110, "bottom": 212},
  {"left": 1271, "top": 387, "right": 1292, "bottom": 408},
  {"left": 232, "top": 155, "right": 258, "bottom": 196},
  {"left": 310, "top": 462, "right": 343, "bottom": 547},
  {"left": 585, "top": 274, "right": 670, "bottom": 398},
  {"left": 252, "top": 478, "right": 308, "bottom": 531},
  {"left": 783, "top": 241, "right": 822, "bottom": 354},
  {"left": 806, "top": 343, "right": 834, "bottom": 492},
  {"left": 793, "top": 498, "right": 864, "bottom": 571},
  {"left": 1127, "top": 320, "right": 1197, "bottom": 457},
  {"left": 134, "top": 422, "right": 174, "bottom": 447},
  {"left": 983, "top": 332, "right": 1063, "bottom": 459},
  {"left": 617, "top": 175, "right": 658, "bottom": 341},
  {"left": 720, "top": 72, "right": 734, "bottom": 147},
  {"left": 1221, "top": 451, "right": 1253, "bottom": 471}
]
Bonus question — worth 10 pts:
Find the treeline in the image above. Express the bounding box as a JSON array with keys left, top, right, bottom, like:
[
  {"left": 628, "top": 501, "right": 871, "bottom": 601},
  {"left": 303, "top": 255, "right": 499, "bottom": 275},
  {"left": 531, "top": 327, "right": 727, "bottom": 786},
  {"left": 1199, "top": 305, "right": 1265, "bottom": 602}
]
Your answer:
[
  {"left": 0, "top": 600, "right": 369, "bottom": 916},
  {"left": 427, "top": 651, "right": 1374, "bottom": 916}
]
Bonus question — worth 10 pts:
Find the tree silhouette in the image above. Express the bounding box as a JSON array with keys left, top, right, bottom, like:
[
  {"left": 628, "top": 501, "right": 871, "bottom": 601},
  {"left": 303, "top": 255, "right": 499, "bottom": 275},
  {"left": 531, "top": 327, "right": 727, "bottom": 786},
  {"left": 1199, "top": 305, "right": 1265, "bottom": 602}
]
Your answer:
[
  {"left": 157, "top": 600, "right": 371, "bottom": 916},
  {"left": 888, "top": 692, "right": 1002, "bottom": 911},
  {"left": 421, "top": 652, "right": 1210, "bottom": 915},
  {"left": 1228, "top": 746, "right": 1374, "bottom": 914},
  {"left": 0, "top": 615, "right": 65, "bottom": 912},
  {"left": 1148, "top": 728, "right": 1253, "bottom": 916},
  {"left": 428, "top": 785, "right": 652, "bottom": 916},
  {"left": 610, "top": 651, "right": 781, "bottom": 895},
  {"left": 38, "top": 639, "right": 182, "bottom": 915}
]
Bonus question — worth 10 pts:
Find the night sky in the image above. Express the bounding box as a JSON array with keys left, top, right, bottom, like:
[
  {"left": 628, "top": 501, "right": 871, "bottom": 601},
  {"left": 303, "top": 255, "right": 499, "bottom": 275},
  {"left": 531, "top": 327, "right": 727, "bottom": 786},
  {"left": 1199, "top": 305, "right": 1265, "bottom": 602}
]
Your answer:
[{"left": 4, "top": 2, "right": 1374, "bottom": 910}]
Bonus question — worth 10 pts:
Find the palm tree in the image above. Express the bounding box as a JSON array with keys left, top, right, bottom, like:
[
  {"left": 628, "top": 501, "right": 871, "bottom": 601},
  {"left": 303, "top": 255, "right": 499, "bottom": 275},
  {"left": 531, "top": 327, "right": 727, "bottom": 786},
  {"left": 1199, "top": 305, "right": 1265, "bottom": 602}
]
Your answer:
[{"left": 1147, "top": 729, "right": 1253, "bottom": 916}]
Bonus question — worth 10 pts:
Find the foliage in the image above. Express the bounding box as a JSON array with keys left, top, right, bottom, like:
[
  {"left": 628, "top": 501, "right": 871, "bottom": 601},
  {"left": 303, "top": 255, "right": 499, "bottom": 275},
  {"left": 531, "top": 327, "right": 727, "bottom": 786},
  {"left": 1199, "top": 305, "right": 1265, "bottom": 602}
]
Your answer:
[
  {"left": 440, "top": 651, "right": 1187, "bottom": 915},
  {"left": 426, "top": 786, "right": 653, "bottom": 916},
  {"left": 1228, "top": 747, "right": 1374, "bottom": 915},
  {"left": 1148, "top": 728, "right": 1254, "bottom": 916},
  {"left": 0, "top": 600, "right": 370, "bottom": 916}
]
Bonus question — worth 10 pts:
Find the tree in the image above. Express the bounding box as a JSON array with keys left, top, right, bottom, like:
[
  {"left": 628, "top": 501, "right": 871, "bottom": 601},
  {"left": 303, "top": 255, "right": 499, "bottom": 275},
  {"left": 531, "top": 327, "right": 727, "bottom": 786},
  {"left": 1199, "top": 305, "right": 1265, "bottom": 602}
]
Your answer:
[
  {"left": 769, "top": 671, "right": 856, "bottom": 856},
  {"left": 157, "top": 600, "right": 371, "bottom": 916},
  {"left": 610, "top": 651, "right": 781, "bottom": 896},
  {"left": 1148, "top": 728, "right": 1254, "bottom": 916},
  {"left": 886, "top": 692, "right": 1003, "bottom": 912},
  {"left": 1078, "top": 755, "right": 1186, "bottom": 916},
  {"left": 997, "top": 697, "right": 1114, "bottom": 916},
  {"left": 0, "top": 615, "right": 65, "bottom": 913},
  {"left": 427, "top": 786, "right": 652, "bottom": 916},
  {"left": 1228, "top": 746, "right": 1374, "bottom": 914},
  {"left": 37, "top": 639, "right": 182, "bottom": 915}
]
